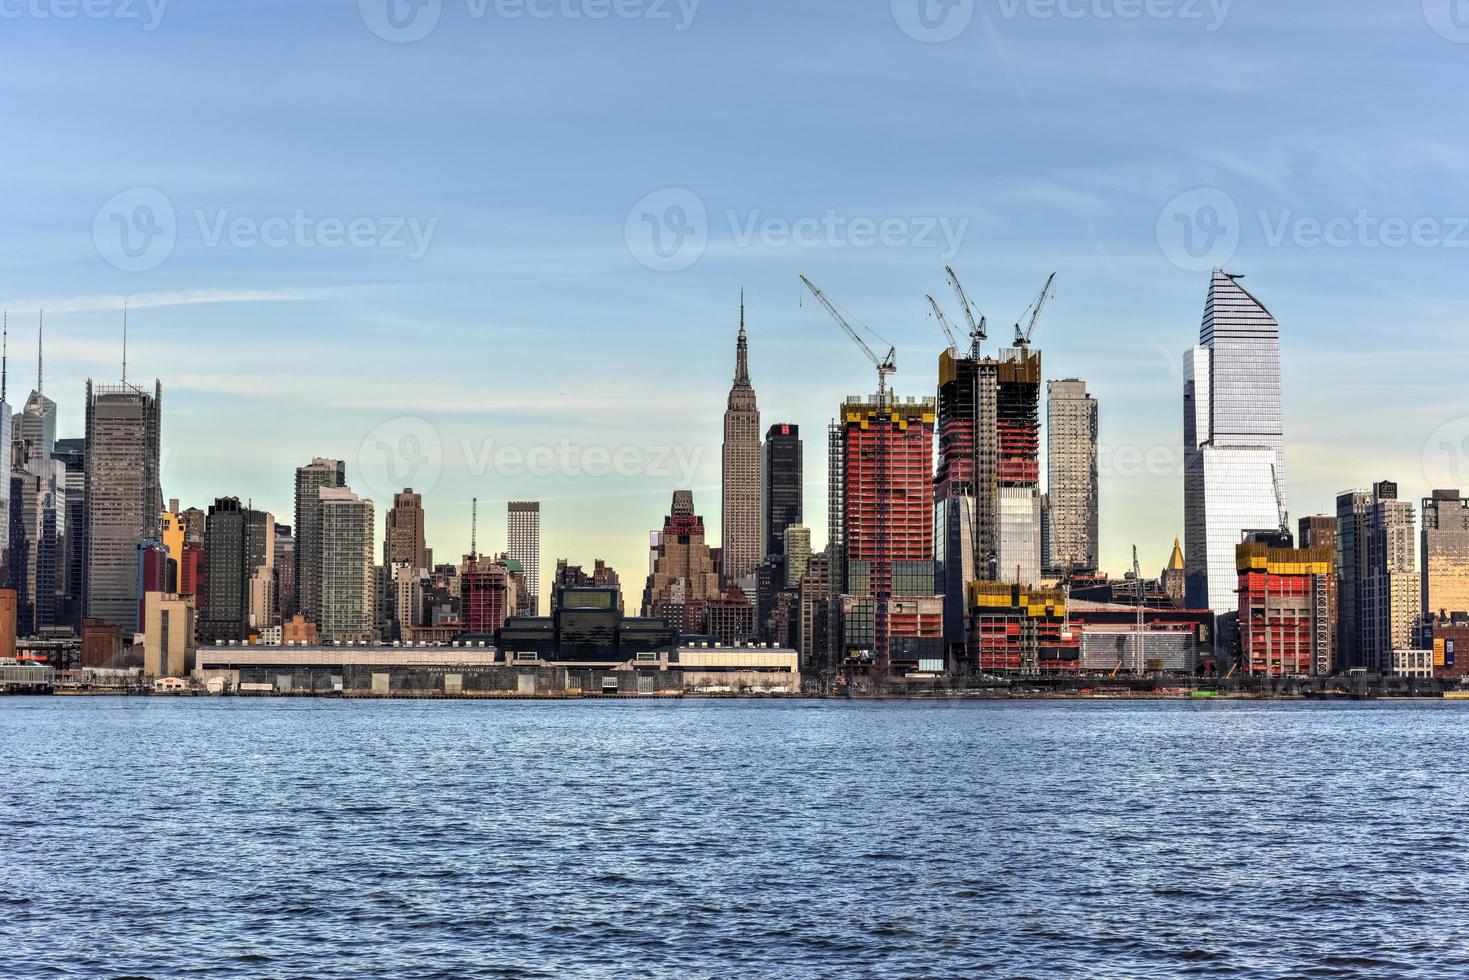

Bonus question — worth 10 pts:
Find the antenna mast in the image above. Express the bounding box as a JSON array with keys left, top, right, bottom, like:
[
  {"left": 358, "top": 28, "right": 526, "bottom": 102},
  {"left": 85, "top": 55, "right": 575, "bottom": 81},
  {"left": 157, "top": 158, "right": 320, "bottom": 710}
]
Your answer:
[{"left": 470, "top": 497, "right": 478, "bottom": 559}]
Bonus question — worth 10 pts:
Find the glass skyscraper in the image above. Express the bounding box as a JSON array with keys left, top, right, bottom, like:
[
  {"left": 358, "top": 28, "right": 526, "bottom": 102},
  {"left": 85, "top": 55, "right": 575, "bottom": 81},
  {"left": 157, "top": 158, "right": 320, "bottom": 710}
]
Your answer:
[{"left": 1183, "top": 269, "right": 1285, "bottom": 615}]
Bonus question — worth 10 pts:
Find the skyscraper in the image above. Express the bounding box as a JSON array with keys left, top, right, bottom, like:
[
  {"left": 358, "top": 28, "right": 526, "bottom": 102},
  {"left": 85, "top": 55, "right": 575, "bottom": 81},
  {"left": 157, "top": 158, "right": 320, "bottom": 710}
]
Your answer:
[
  {"left": 294, "top": 457, "right": 345, "bottom": 625},
  {"left": 83, "top": 379, "right": 162, "bottom": 634},
  {"left": 1045, "top": 378, "right": 1098, "bottom": 574},
  {"left": 642, "top": 490, "right": 720, "bottom": 635},
  {"left": 1183, "top": 269, "right": 1285, "bottom": 614},
  {"left": 199, "top": 498, "right": 274, "bottom": 643},
  {"left": 385, "top": 488, "right": 429, "bottom": 569},
  {"left": 507, "top": 501, "right": 541, "bottom": 615},
  {"left": 1236, "top": 531, "right": 1335, "bottom": 677},
  {"left": 1422, "top": 489, "right": 1469, "bottom": 623},
  {"left": 52, "top": 437, "right": 84, "bottom": 630},
  {"left": 1339, "top": 482, "right": 1416, "bottom": 673},
  {"left": 317, "top": 485, "right": 374, "bottom": 643},
  {"left": 721, "top": 298, "right": 761, "bottom": 587},
  {"left": 934, "top": 346, "right": 998, "bottom": 655},
  {"left": 834, "top": 394, "right": 941, "bottom": 669},
  {"left": 761, "top": 423, "right": 802, "bottom": 560},
  {"left": 996, "top": 347, "right": 1044, "bottom": 589}
]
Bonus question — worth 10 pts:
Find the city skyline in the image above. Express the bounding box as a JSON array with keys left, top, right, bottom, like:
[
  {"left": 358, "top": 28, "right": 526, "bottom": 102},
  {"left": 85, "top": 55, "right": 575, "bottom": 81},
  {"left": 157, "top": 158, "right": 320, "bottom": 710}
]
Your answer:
[{"left": 6, "top": 5, "right": 1469, "bottom": 593}]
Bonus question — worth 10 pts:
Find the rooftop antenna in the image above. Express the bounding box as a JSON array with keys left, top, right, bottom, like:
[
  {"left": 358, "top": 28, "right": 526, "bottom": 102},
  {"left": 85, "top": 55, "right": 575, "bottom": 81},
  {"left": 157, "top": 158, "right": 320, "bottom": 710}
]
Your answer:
[
  {"left": 122, "top": 301, "right": 128, "bottom": 385},
  {"left": 36, "top": 308, "right": 42, "bottom": 395},
  {"left": 2, "top": 310, "right": 8, "bottom": 405}
]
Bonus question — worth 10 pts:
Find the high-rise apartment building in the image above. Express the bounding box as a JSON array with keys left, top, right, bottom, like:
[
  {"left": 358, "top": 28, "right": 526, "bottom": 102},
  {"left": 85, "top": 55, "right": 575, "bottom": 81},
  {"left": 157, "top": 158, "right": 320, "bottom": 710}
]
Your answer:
[
  {"left": 1183, "top": 270, "right": 1285, "bottom": 614},
  {"left": 317, "top": 486, "right": 374, "bottom": 643},
  {"left": 507, "top": 501, "right": 541, "bottom": 615},
  {"left": 721, "top": 304, "right": 761, "bottom": 587},
  {"left": 1045, "top": 379, "right": 1098, "bottom": 574},
  {"left": 1339, "top": 482, "right": 1416, "bottom": 673},
  {"left": 996, "top": 348, "right": 1044, "bottom": 589},
  {"left": 83, "top": 380, "right": 162, "bottom": 634},
  {"left": 552, "top": 558, "right": 622, "bottom": 613},
  {"left": 762, "top": 423, "right": 802, "bottom": 560},
  {"left": 294, "top": 457, "right": 345, "bottom": 625},
  {"left": 1422, "top": 489, "right": 1469, "bottom": 623},
  {"left": 834, "top": 394, "right": 942, "bottom": 668},
  {"left": 935, "top": 346, "right": 999, "bottom": 655},
  {"left": 384, "top": 488, "right": 429, "bottom": 569},
  {"left": 783, "top": 524, "right": 811, "bottom": 589}
]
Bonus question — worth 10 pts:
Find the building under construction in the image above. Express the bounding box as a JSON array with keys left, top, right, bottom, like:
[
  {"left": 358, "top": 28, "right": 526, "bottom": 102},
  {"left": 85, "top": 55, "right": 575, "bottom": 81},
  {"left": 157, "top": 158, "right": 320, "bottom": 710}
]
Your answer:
[
  {"left": 996, "top": 347, "right": 1044, "bottom": 589},
  {"left": 1236, "top": 534, "right": 1335, "bottom": 677},
  {"left": 832, "top": 394, "right": 942, "bottom": 670},
  {"left": 966, "top": 581, "right": 1077, "bottom": 675}
]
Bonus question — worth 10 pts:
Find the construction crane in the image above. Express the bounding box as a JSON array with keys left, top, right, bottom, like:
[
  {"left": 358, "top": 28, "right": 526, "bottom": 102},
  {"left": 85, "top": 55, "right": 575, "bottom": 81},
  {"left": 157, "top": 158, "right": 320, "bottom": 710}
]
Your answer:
[
  {"left": 800, "top": 275, "right": 896, "bottom": 401},
  {"left": 945, "top": 266, "right": 987, "bottom": 358},
  {"left": 1013, "top": 272, "right": 1056, "bottom": 349},
  {"left": 1271, "top": 464, "right": 1289, "bottom": 537},
  {"left": 926, "top": 295, "right": 959, "bottom": 355}
]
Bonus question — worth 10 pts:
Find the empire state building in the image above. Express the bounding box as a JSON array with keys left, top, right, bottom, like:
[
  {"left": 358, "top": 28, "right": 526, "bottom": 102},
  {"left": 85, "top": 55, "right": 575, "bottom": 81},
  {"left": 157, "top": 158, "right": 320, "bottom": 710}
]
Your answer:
[{"left": 721, "top": 295, "right": 761, "bottom": 587}]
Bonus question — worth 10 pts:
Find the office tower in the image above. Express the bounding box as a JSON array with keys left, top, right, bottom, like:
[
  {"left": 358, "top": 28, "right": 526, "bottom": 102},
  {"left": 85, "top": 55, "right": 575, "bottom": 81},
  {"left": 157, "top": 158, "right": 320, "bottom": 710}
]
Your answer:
[
  {"left": 506, "top": 501, "right": 541, "bottom": 615},
  {"left": 935, "top": 346, "right": 999, "bottom": 656},
  {"left": 835, "top": 394, "right": 942, "bottom": 669},
  {"left": 1340, "top": 482, "right": 1415, "bottom": 673},
  {"left": 294, "top": 457, "right": 345, "bottom": 625},
  {"left": 721, "top": 300, "right": 761, "bottom": 587},
  {"left": 83, "top": 379, "right": 162, "bottom": 635},
  {"left": 52, "top": 438, "right": 84, "bottom": 631},
  {"left": 273, "top": 524, "right": 295, "bottom": 618},
  {"left": 1183, "top": 269, "right": 1286, "bottom": 614},
  {"left": 384, "top": 488, "right": 429, "bottom": 569},
  {"left": 317, "top": 486, "right": 375, "bottom": 643},
  {"left": 1045, "top": 379, "right": 1099, "bottom": 574},
  {"left": 1235, "top": 530, "right": 1335, "bottom": 677},
  {"left": 642, "top": 490, "right": 721, "bottom": 635},
  {"left": 0, "top": 317, "right": 12, "bottom": 575},
  {"left": 996, "top": 347, "right": 1043, "bottom": 588},
  {"left": 762, "top": 423, "right": 802, "bottom": 559},
  {"left": 199, "top": 498, "right": 274, "bottom": 643},
  {"left": 1422, "top": 490, "right": 1469, "bottom": 623},
  {"left": 783, "top": 525, "right": 811, "bottom": 589}
]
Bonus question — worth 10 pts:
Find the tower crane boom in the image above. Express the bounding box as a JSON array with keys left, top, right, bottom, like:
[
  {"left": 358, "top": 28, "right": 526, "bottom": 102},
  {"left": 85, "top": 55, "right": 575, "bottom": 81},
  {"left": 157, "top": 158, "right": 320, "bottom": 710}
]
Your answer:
[
  {"left": 926, "top": 295, "right": 959, "bottom": 355},
  {"left": 945, "top": 266, "right": 987, "bottom": 357},
  {"left": 1014, "top": 272, "right": 1056, "bottom": 348},
  {"left": 800, "top": 275, "right": 897, "bottom": 400}
]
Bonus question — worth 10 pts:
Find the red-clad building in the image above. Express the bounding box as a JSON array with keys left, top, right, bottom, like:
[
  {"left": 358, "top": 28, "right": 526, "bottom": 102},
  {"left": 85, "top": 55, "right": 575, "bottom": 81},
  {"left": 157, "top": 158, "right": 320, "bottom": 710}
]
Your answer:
[{"left": 461, "top": 556, "right": 516, "bottom": 636}]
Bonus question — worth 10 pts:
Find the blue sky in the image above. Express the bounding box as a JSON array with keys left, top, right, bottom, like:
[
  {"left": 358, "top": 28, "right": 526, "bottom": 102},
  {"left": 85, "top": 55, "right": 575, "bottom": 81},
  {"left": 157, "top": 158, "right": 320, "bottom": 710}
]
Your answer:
[{"left": 3, "top": 0, "right": 1468, "bottom": 593}]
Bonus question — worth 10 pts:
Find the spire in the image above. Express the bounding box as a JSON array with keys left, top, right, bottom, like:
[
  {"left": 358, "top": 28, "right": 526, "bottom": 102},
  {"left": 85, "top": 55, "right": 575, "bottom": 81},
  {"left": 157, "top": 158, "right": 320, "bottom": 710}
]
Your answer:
[
  {"left": 2, "top": 310, "right": 7, "bottom": 406},
  {"left": 122, "top": 301, "right": 128, "bottom": 385},
  {"left": 1167, "top": 537, "right": 1185, "bottom": 571},
  {"left": 36, "top": 308, "right": 42, "bottom": 395},
  {"left": 734, "top": 290, "right": 750, "bottom": 386}
]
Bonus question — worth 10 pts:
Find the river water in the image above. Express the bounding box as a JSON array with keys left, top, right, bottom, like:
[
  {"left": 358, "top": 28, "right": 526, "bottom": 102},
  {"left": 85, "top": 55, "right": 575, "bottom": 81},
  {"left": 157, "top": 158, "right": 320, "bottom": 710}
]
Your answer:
[{"left": 2, "top": 698, "right": 1465, "bottom": 978}]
